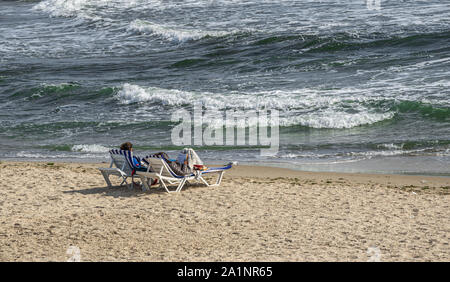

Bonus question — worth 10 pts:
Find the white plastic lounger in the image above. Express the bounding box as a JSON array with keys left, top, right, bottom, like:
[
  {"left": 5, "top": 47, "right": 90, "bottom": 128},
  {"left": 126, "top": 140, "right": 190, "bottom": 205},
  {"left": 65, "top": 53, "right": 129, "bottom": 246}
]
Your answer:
[
  {"left": 98, "top": 149, "right": 140, "bottom": 189},
  {"left": 136, "top": 156, "right": 235, "bottom": 193}
]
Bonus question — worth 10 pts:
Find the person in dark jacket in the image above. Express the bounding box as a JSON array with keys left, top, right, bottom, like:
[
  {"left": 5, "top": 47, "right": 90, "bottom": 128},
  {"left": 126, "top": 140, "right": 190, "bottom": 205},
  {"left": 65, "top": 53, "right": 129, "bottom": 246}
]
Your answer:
[{"left": 119, "top": 142, "right": 158, "bottom": 186}]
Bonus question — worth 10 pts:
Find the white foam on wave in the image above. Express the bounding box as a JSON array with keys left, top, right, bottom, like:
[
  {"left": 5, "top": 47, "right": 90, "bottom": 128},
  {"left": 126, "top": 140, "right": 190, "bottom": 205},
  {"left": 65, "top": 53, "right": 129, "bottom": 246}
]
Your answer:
[
  {"left": 349, "top": 148, "right": 432, "bottom": 158},
  {"left": 378, "top": 143, "right": 404, "bottom": 150},
  {"left": 116, "top": 83, "right": 380, "bottom": 109},
  {"left": 71, "top": 144, "right": 110, "bottom": 153},
  {"left": 116, "top": 83, "right": 194, "bottom": 106},
  {"left": 128, "top": 19, "right": 239, "bottom": 42},
  {"left": 116, "top": 83, "right": 397, "bottom": 129},
  {"left": 16, "top": 150, "right": 107, "bottom": 159},
  {"left": 33, "top": 1, "right": 250, "bottom": 42},
  {"left": 16, "top": 151, "right": 54, "bottom": 159},
  {"left": 116, "top": 83, "right": 305, "bottom": 110},
  {"left": 32, "top": 0, "right": 143, "bottom": 17},
  {"left": 283, "top": 111, "right": 395, "bottom": 129},
  {"left": 275, "top": 146, "right": 447, "bottom": 161},
  {"left": 33, "top": 0, "right": 96, "bottom": 18}
]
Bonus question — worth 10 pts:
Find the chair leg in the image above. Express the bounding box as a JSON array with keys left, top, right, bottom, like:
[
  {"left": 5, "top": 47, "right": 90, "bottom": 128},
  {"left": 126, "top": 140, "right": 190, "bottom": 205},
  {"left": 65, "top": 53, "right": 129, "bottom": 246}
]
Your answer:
[
  {"left": 199, "top": 176, "right": 210, "bottom": 186},
  {"left": 139, "top": 175, "right": 150, "bottom": 191},
  {"left": 216, "top": 171, "right": 224, "bottom": 185},
  {"left": 120, "top": 176, "right": 128, "bottom": 187},
  {"left": 176, "top": 178, "right": 187, "bottom": 192},
  {"left": 127, "top": 175, "right": 134, "bottom": 190},
  {"left": 154, "top": 178, "right": 186, "bottom": 193},
  {"left": 101, "top": 171, "right": 113, "bottom": 188},
  {"left": 159, "top": 178, "right": 173, "bottom": 193},
  {"left": 199, "top": 171, "right": 225, "bottom": 187}
]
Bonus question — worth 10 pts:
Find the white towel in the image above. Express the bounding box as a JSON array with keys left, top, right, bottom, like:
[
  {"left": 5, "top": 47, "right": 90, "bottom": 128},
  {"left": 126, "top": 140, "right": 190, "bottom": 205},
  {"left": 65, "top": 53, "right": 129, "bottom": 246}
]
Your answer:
[{"left": 178, "top": 148, "right": 203, "bottom": 171}]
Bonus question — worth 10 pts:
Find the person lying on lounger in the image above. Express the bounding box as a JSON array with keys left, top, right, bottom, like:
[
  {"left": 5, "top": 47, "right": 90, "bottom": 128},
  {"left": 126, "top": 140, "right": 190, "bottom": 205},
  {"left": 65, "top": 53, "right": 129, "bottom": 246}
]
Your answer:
[
  {"left": 149, "top": 148, "right": 207, "bottom": 176},
  {"left": 150, "top": 152, "right": 191, "bottom": 175}
]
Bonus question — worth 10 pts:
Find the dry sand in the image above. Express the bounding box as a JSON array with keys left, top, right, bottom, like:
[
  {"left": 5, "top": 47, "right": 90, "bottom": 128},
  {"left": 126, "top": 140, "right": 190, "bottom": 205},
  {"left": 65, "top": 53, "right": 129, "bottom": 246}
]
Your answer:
[{"left": 0, "top": 160, "right": 449, "bottom": 261}]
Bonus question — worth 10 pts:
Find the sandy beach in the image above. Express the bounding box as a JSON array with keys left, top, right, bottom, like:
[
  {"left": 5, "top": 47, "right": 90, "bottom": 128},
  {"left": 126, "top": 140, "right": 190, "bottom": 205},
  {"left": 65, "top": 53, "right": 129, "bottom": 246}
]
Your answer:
[{"left": 0, "top": 160, "right": 449, "bottom": 262}]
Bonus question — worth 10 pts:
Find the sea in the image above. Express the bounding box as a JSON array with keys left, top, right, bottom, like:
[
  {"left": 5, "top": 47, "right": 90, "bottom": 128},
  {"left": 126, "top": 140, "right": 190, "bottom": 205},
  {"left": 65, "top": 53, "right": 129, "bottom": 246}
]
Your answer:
[{"left": 1, "top": 0, "right": 449, "bottom": 175}]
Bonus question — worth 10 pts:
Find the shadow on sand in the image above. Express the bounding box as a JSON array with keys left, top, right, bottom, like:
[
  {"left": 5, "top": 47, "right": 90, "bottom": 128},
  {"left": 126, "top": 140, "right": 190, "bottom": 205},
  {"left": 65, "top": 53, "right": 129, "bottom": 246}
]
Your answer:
[{"left": 63, "top": 182, "right": 206, "bottom": 198}]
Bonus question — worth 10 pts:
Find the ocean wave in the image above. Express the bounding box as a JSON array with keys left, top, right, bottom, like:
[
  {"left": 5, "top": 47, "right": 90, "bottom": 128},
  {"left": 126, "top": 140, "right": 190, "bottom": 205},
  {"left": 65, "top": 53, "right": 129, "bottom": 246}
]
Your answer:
[
  {"left": 273, "top": 154, "right": 365, "bottom": 165},
  {"left": 115, "top": 83, "right": 364, "bottom": 110},
  {"left": 32, "top": 0, "right": 143, "bottom": 18},
  {"left": 363, "top": 100, "right": 450, "bottom": 121},
  {"left": 15, "top": 151, "right": 64, "bottom": 159},
  {"left": 304, "top": 30, "right": 450, "bottom": 54},
  {"left": 12, "top": 81, "right": 448, "bottom": 131},
  {"left": 115, "top": 83, "right": 396, "bottom": 129},
  {"left": 391, "top": 100, "right": 450, "bottom": 121},
  {"left": 10, "top": 82, "right": 81, "bottom": 99},
  {"left": 275, "top": 145, "right": 449, "bottom": 160},
  {"left": 32, "top": 0, "right": 101, "bottom": 19},
  {"left": 281, "top": 111, "right": 395, "bottom": 129},
  {"left": 127, "top": 19, "right": 243, "bottom": 42},
  {"left": 71, "top": 144, "right": 110, "bottom": 153},
  {"left": 32, "top": 0, "right": 250, "bottom": 43},
  {"left": 377, "top": 143, "right": 404, "bottom": 150},
  {"left": 116, "top": 83, "right": 193, "bottom": 106},
  {"left": 15, "top": 151, "right": 106, "bottom": 159},
  {"left": 114, "top": 84, "right": 450, "bottom": 128},
  {"left": 27, "top": 0, "right": 450, "bottom": 64},
  {"left": 348, "top": 148, "right": 437, "bottom": 158}
]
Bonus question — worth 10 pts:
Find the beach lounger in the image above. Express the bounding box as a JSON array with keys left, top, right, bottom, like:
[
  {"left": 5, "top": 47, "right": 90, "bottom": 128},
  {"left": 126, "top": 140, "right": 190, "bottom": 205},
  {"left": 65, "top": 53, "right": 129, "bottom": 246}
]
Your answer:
[
  {"left": 136, "top": 156, "right": 235, "bottom": 193},
  {"left": 98, "top": 149, "right": 142, "bottom": 189}
]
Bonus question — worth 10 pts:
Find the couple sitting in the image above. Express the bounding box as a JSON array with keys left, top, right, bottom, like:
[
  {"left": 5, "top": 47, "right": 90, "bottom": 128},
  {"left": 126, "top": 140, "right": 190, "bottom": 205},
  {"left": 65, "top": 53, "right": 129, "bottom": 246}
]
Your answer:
[{"left": 119, "top": 142, "right": 205, "bottom": 176}]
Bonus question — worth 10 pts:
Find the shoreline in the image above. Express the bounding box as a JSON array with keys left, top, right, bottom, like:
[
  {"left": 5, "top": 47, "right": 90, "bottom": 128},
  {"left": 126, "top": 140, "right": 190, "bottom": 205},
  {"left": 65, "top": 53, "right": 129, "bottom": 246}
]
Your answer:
[
  {"left": 0, "top": 160, "right": 449, "bottom": 261},
  {"left": 2, "top": 156, "right": 449, "bottom": 178}
]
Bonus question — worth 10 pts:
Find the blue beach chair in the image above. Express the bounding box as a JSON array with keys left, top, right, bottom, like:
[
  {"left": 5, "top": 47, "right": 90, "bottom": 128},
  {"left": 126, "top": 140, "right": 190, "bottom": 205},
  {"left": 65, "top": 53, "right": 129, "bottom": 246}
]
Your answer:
[{"left": 98, "top": 149, "right": 145, "bottom": 189}]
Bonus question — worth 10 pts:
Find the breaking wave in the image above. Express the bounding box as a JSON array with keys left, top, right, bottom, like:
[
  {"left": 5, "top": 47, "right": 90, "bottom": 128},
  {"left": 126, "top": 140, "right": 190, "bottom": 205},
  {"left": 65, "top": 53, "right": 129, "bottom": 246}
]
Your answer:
[
  {"left": 115, "top": 83, "right": 398, "bottom": 129},
  {"left": 71, "top": 144, "right": 110, "bottom": 153},
  {"left": 128, "top": 20, "right": 244, "bottom": 42}
]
